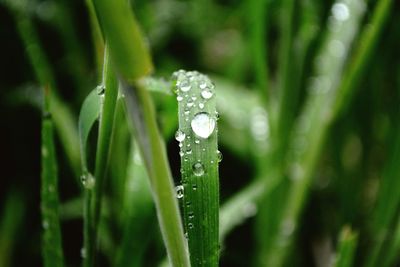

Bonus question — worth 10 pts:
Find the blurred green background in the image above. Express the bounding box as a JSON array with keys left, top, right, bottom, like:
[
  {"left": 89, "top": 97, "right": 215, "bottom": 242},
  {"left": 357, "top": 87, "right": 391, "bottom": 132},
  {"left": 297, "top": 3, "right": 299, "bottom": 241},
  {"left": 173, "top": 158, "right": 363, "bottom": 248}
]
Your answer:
[{"left": 0, "top": 0, "right": 400, "bottom": 266}]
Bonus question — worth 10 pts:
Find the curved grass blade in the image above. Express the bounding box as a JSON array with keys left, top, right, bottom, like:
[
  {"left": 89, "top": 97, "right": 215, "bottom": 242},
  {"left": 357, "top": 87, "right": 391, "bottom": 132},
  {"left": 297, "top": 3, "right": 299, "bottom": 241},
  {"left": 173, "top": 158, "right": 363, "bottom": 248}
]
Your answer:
[
  {"left": 78, "top": 89, "right": 101, "bottom": 172},
  {"left": 115, "top": 142, "right": 155, "bottom": 267},
  {"left": 92, "top": 1, "right": 190, "bottom": 265},
  {"left": 41, "top": 88, "right": 64, "bottom": 267},
  {"left": 174, "top": 70, "right": 219, "bottom": 267}
]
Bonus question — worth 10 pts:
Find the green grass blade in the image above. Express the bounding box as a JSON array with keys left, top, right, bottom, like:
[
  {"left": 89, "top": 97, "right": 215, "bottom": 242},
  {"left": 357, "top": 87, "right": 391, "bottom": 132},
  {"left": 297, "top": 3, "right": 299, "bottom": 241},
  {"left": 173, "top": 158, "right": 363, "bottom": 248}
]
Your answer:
[
  {"left": 78, "top": 89, "right": 101, "bottom": 172},
  {"left": 248, "top": 0, "right": 270, "bottom": 102},
  {"left": 41, "top": 89, "right": 64, "bottom": 267},
  {"left": 381, "top": 217, "right": 400, "bottom": 267},
  {"left": 174, "top": 71, "right": 219, "bottom": 267},
  {"left": 92, "top": 0, "right": 153, "bottom": 81},
  {"left": 116, "top": 142, "right": 155, "bottom": 267},
  {"left": 365, "top": 123, "right": 400, "bottom": 267},
  {"left": 334, "top": 227, "right": 358, "bottom": 267},
  {"left": 0, "top": 191, "right": 25, "bottom": 267},
  {"left": 332, "top": 0, "right": 394, "bottom": 121},
  {"left": 92, "top": 1, "right": 190, "bottom": 265},
  {"left": 91, "top": 46, "right": 119, "bottom": 259}
]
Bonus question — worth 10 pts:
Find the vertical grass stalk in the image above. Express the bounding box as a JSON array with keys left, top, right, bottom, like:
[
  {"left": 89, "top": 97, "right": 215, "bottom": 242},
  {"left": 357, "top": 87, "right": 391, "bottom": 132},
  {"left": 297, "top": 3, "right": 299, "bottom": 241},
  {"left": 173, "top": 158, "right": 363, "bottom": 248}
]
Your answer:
[
  {"left": 334, "top": 227, "right": 358, "bottom": 267},
  {"left": 41, "top": 88, "right": 64, "bottom": 267},
  {"left": 174, "top": 71, "right": 220, "bottom": 266}
]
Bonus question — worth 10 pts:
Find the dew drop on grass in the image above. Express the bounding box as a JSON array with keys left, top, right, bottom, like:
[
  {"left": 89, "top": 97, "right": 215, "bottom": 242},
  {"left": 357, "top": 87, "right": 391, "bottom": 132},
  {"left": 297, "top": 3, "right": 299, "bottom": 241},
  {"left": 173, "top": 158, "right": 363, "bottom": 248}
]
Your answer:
[
  {"left": 179, "top": 151, "right": 184, "bottom": 157},
  {"left": 175, "top": 185, "right": 184, "bottom": 199},
  {"left": 81, "top": 248, "right": 87, "bottom": 259},
  {"left": 42, "top": 220, "right": 49, "bottom": 229},
  {"left": 177, "top": 95, "right": 183, "bottom": 102},
  {"left": 192, "top": 162, "right": 205, "bottom": 176},
  {"left": 188, "top": 223, "right": 194, "bottom": 229},
  {"left": 217, "top": 150, "right": 223, "bottom": 162},
  {"left": 179, "top": 79, "right": 191, "bottom": 92},
  {"left": 195, "top": 139, "right": 200, "bottom": 144},
  {"left": 186, "top": 149, "right": 192, "bottom": 155},
  {"left": 201, "top": 88, "right": 213, "bottom": 99},
  {"left": 175, "top": 130, "right": 186, "bottom": 142},
  {"left": 332, "top": 3, "right": 350, "bottom": 21},
  {"left": 81, "top": 173, "right": 95, "bottom": 189},
  {"left": 96, "top": 84, "right": 105, "bottom": 95},
  {"left": 191, "top": 112, "right": 216, "bottom": 139},
  {"left": 192, "top": 184, "right": 197, "bottom": 191},
  {"left": 188, "top": 211, "right": 195, "bottom": 219},
  {"left": 199, "top": 103, "right": 205, "bottom": 109}
]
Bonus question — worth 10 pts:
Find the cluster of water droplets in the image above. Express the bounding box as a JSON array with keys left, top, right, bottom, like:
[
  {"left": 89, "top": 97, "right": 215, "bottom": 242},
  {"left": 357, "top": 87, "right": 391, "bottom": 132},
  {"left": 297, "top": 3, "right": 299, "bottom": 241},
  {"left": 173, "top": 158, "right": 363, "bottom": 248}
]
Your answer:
[{"left": 80, "top": 172, "right": 96, "bottom": 189}]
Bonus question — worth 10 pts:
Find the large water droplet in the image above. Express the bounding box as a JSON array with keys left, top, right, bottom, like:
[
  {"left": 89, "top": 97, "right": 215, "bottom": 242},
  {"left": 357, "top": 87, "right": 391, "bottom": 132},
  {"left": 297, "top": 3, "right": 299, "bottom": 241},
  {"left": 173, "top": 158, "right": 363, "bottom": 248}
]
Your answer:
[
  {"left": 191, "top": 112, "right": 216, "bottom": 139},
  {"left": 192, "top": 162, "right": 205, "bottom": 176},
  {"left": 175, "top": 185, "right": 184, "bottom": 199},
  {"left": 175, "top": 130, "right": 186, "bottom": 142},
  {"left": 332, "top": 3, "right": 349, "bottom": 21}
]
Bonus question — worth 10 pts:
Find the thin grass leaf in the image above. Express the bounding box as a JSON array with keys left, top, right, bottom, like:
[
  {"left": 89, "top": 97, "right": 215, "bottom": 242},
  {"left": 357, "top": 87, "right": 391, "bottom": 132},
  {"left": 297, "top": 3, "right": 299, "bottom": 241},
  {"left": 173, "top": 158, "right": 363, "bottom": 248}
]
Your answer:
[
  {"left": 116, "top": 142, "right": 155, "bottom": 267},
  {"left": 381, "top": 217, "right": 400, "bottom": 267},
  {"left": 92, "top": 1, "right": 190, "bottom": 265},
  {"left": 365, "top": 122, "right": 400, "bottom": 267},
  {"left": 41, "top": 88, "right": 64, "bottom": 267},
  {"left": 0, "top": 191, "right": 25, "bottom": 267},
  {"left": 333, "top": 227, "right": 358, "bottom": 267},
  {"left": 173, "top": 70, "right": 219, "bottom": 267}
]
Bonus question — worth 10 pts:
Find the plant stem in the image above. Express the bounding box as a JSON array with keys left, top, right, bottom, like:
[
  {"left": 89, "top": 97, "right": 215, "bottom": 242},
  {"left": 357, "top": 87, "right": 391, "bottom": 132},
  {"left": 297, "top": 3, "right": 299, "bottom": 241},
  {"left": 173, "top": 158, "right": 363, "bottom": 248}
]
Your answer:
[{"left": 41, "top": 87, "right": 64, "bottom": 267}]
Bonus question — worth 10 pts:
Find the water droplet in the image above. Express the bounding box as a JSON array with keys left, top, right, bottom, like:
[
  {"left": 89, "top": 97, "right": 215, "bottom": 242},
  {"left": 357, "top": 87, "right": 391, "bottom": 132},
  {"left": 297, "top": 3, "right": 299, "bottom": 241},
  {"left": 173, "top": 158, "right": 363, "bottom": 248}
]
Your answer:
[
  {"left": 187, "top": 101, "right": 194, "bottom": 108},
  {"left": 188, "top": 211, "right": 195, "bottom": 219},
  {"left": 179, "top": 79, "right": 191, "bottom": 92},
  {"left": 191, "top": 112, "right": 216, "bottom": 139},
  {"left": 329, "top": 39, "right": 345, "bottom": 58},
  {"left": 96, "top": 84, "right": 105, "bottom": 95},
  {"left": 217, "top": 150, "right": 223, "bottom": 162},
  {"left": 188, "top": 223, "right": 194, "bottom": 229},
  {"left": 192, "top": 163, "right": 205, "bottom": 176},
  {"left": 42, "top": 220, "right": 49, "bottom": 229},
  {"left": 280, "top": 219, "right": 296, "bottom": 237},
  {"left": 175, "top": 185, "right": 184, "bottom": 199},
  {"left": 41, "top": 147, "right": 48, "bottom": 157},
  {"left": 175, "top": 130, "right": 186, "bottom": 142},
  {"left": 177, "top": 95, "right": 183, "bottom": 102},
  {"left": 332, "top": 3, "right": 349, "bottom": 21},
  {"left": 186, "top": 201, "right": 191, "bottom": 208},
  {"left": 80, "top": 248, "right": 87, "bottom": 259},
  {"left": 199, "top": 81, "right": 207, "bottom": 89},
  {"left": 195, "top": 139, "right": 200, "bottom": 144},
  {"left": 201, "top": 89, "right": 213, "bottom": 99},
  {"left": 179, "top": 151, "right": 184, "bottom": 157},
  {"left": 250, "top": 107, "right": 269, "bottom": 141},
  {"left": 81, "top": 173, "right": 95, "bottom": 189},
  {"left": 186, "top": 149, "right": 192, "bottom": 155},
  {"left": 191, "top": 96, "right": 197, "bottom": 101},
  {"left": 192, "top": 184, "right": 197, "bottom": 191},
  {"left": 199, "top": 103, "right": 205, "bottom": 109}
]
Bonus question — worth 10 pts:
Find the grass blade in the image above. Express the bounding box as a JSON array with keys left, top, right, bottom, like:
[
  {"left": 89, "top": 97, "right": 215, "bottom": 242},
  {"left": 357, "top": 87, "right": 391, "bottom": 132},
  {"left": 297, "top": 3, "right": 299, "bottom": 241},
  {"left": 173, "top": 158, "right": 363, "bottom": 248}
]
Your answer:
[
  {"left": 174, "top": 71, "right": 219, "bottom": 266},
  {"left": 334, "top": 227, "right": 358, "bottom": 267},
  {"left": 41, "top": 88, "right": 64, "bottom": 267},
  {"left": 92, "top": 1, "right": 190, "bottom": 265}
]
